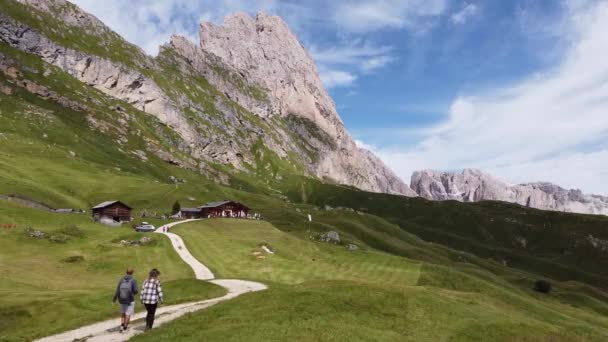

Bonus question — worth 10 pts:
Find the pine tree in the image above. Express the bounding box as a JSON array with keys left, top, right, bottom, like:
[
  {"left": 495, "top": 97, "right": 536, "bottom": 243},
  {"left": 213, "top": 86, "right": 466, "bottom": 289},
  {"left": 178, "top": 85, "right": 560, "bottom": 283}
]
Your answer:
[{"left": 172, "top": 201, "right": 181, "bottom": 215}]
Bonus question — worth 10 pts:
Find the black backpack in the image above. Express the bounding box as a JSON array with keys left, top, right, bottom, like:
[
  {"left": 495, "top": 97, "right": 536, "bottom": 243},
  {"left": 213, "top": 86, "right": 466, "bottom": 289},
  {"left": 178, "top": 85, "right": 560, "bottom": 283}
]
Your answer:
[{"left": 118, "top": 278, "right": 133, "bottom": 302}]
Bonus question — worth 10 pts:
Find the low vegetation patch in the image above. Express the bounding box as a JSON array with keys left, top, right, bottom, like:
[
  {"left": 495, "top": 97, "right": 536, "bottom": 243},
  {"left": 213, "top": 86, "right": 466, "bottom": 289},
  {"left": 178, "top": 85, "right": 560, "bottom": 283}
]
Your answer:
[
  {"left": 62, "top": 255, "right": 84, "bottom": 263},
  {"left": 111, "top": 234, "right": 157, "bottom": 247},
  {"left": 535, "top": 280, "right": 553, "bottom": 294},
  {"left": 48, "top": 233, "right": 69, "bottom": 243},
  {"left": 58, "top": 225, "right": 85, "bottom": 238}
]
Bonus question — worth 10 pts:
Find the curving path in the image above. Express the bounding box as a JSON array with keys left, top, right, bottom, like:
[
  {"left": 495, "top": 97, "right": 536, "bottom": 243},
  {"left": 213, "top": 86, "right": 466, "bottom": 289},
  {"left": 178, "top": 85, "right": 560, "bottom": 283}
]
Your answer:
[{"left": 35, "top": 219, "right": 267, "bottom": 342}]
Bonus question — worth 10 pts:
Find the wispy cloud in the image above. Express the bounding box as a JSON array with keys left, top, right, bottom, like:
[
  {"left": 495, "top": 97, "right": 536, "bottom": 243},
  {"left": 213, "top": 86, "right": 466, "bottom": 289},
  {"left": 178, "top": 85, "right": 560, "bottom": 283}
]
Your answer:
[
  {"left": 363, "top": 1, "right": 608, "bottom": 194},
  {"left": 333, "top": 0, "right": 447, "bottom": 32},
  {"left": 318, "top": 68, "right": 357, "bottom": 88},
  {"left": 451, "top": 3, "right": 479, "bottom": 25},
  {"left": 310, "top": 40, "right": 396, "bottom": 88},
  {"left": 71, "top": 0, "right": 280, "bottom": 55}
]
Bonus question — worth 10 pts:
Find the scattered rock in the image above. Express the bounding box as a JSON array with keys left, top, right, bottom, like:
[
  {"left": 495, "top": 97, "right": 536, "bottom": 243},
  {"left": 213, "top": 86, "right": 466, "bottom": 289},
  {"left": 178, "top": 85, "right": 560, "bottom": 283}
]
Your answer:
[
  {"left": 139, "top": 236, "right": 153, "bottom": 245},
  {"left": 514, "top": 236, "right": 527, "bottom": 248},
  {"left": 132, "top": 150, "right": 148, "bottom": 161},
  {"left": 25, "top": 227, "right": 46, "bottom": 239},
  {"left": 261, "top": 245, "right": 275, "bottom": 254},
  {"left": 586, "top": 234, "right": 608, "bottom": 252},
  {"left": 119, "top": 236, "right": 154, "bottom": 247},
  {"left": 68, "top": 150, "right": 76, "bottom": 157},
  {"left": 49, "top": 234, "right": 70, "bottom": 243},
  {"left": 346, "top": 244, "right": 359, "bottom": 251},
  {"left": 319, "top": 231, "right": 340, "bottom": 244}
]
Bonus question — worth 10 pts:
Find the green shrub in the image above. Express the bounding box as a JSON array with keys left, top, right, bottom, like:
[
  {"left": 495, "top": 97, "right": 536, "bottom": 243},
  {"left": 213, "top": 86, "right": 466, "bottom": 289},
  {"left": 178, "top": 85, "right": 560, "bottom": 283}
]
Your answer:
[
  {"left": 62, "top": 255, "right": 84, "bottom": 263},
  {"left": 534, "top": 280, "right": 553, "bottom": 294},
  {"left": 59, "top": 225, "right": 85, "bottom": 238}
]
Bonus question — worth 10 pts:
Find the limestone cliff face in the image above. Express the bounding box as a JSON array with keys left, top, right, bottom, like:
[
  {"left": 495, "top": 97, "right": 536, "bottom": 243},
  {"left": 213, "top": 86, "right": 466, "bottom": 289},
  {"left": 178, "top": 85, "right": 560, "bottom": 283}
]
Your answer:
[
  {"left": 1, "top": 1, "right": 413, "bottom": 195},
  {"left": 411, "top": 169, "right": 608, "bottom": 215},
  {"left": 196, "top": 12, "right": 415, "bottom": 196}
]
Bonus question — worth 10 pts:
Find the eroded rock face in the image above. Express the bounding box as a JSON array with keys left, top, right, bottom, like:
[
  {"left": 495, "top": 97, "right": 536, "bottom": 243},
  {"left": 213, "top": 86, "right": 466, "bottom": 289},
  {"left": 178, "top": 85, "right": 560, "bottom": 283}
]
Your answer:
[
  {"left": 2, "top": 2, "right": 413, "bottom": 195},
  {"left": 197, "top": 12, "right": 415, "bottom": 196},
  {"left": 411, "top": 169, "right": 608, "bottom": 215}
]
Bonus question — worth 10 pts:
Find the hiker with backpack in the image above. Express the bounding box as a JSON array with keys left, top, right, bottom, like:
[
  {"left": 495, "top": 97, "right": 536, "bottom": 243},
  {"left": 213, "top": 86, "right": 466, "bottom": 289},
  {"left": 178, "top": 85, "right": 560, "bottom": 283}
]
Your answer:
[
  {"left": 141, "top": 268, "right": 164, "bottom": 330},
  {"left": 112, "top": 268, "right": 138, "bottom": 333}
]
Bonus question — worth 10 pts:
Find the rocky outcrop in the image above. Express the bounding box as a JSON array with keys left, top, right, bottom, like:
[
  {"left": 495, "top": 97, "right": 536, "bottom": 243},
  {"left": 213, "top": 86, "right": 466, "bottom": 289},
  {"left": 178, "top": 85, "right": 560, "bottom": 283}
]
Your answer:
[
  {"left": 196, "top": 12, "right": 414, "bottom": 195},
  {"left": 411, "top": 169, "right": 608, "bottom": 215},
  {"left": 2, "top": 1, "right": 413, "bottom": 195}
]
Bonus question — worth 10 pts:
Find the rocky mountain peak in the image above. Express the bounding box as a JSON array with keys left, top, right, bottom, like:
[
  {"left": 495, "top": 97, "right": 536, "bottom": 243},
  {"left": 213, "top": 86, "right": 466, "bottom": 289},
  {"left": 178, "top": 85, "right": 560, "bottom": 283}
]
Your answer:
[
  {"left": 196, "top": 11, "right": 414, "bottom": 195},
  {"left": 21, "top": 0, "right": 111, "bottom": 36},
  {"left": 411, "top": 168, "right": 608, "bottom": 215},
  {"left": 2, "top": 1, "right": 414, "bottom": 196},
  {"left": 199, "top": 11, "right": 341, "bottom": 139}
]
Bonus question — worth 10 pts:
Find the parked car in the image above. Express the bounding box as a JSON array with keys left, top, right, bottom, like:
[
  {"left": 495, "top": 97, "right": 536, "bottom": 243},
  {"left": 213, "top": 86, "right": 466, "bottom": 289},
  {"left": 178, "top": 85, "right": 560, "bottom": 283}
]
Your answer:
[{"left": 135, "top": 222, "right": 156, "bottom": 232}]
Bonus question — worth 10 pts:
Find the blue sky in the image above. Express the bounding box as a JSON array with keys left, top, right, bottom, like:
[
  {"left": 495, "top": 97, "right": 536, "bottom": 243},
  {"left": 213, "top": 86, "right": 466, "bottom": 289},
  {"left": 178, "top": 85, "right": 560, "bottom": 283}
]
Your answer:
[{"left": 72, "top": 0, "right": 608, "bottom": 194}]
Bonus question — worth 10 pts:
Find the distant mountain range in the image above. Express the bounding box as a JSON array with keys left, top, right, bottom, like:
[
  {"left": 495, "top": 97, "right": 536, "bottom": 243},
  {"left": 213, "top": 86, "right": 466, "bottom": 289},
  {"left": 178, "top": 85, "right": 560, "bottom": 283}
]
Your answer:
[{"left": 410, "top": 168, "right": 608, "bottom": 215}]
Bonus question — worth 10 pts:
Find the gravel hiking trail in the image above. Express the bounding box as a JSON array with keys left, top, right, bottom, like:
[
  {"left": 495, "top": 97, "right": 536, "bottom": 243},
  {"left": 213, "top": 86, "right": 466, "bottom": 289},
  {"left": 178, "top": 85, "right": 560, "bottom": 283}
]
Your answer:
[{"left": 35, "top": 219, "right": 267, "bottom": 342}]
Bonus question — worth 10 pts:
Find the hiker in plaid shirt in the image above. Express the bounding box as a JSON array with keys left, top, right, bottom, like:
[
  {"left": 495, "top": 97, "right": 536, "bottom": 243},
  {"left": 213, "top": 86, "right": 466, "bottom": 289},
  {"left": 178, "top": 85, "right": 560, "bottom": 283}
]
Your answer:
[{"left": 141, "top": 268, "right": 164, "bottom": 330}]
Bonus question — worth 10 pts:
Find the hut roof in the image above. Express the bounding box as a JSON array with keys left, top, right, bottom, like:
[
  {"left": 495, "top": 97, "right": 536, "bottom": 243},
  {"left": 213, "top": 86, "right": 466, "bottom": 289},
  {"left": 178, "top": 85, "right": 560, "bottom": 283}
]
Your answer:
[
  {"left": 92, "top": 200, "right": 132, "bottom": 210},
  {"left": 199, "top": 200, "right": 249, "bottom": 210},
  {"left": 180, "top": 208, "right": 201, "bottom": 212},
  {"left": 199, "top": 200, "right": 231, "bottom": 208}
]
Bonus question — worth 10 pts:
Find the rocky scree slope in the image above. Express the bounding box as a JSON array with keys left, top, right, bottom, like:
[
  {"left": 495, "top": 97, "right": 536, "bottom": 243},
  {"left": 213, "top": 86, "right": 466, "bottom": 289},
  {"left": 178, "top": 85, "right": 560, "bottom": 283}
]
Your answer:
[
  {"left": 411, "top": 169, "right": 608, "bottom": 215},
  {"left": 0, "top": 0, "right": 413, "bottom": 195}
]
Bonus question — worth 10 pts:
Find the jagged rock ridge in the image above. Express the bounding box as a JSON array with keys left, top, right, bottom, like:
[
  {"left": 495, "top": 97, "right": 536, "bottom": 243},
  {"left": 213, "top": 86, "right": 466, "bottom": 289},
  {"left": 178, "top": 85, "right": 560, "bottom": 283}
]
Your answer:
[
  {"left": 1, "top": 0, "right": 414, "bottom": 196},
  {"left": 194, "top": 12, "right": 415, "bottom": 195},
  {"left": 411, "top": 169, "right": 608, "bottom": 215}
]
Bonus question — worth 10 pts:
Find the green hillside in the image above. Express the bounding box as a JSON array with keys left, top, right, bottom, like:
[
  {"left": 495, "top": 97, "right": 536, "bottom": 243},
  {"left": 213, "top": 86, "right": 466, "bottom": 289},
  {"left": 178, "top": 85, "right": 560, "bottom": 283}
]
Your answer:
[
  {"left": 131, "top": 220, "right": 608, "bottom": 341},
  {"left": 282, "top": 176, "right": 608, "bottom": 288},
  {"left": 1, "top": 0, "right": 608, "bottom": 340}
]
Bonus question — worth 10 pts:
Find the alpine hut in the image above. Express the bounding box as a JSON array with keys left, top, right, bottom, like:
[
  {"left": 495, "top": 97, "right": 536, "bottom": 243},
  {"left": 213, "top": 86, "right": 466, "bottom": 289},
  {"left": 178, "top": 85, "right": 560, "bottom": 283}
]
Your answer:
[
  {"left": 92, "top": 200, "right": 132, "bottom": 222},
  {"left": 200, "top": 200, "right": 250, "bottom": 218}
]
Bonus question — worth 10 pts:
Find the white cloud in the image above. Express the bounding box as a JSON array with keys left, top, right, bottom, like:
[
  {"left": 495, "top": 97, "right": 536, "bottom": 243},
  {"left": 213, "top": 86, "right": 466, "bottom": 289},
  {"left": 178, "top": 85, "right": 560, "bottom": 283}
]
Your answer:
[
  {"left": 451, "top": 3, "right": 479, "bottom": 25},
  {"left": 361, "top": 55, "right": 396, "bottom": 73},
  {"left": 71, "top": 0, "right": 279, "bottom": 55},
  {"left": 319, "top": 69, "right": 357, "bottom": 88},
  {"left": 365, "top": 1, "right": 608, "bottom": 194},
  {"left": 310, "top": 40, "right": 395, "bottom": 88},
  {"left": 333, "top": 0, "right": 447, "bottom": 32}
]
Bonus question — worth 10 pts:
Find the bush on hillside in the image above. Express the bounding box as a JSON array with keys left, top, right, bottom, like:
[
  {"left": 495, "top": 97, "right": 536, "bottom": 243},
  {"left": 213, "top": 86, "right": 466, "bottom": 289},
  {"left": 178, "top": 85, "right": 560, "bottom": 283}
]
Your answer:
[
  {"left": 62, "top": 255, "right": 85, "bottom": 263},
  {"left": 534, "top": 280, "right": 552, "bottom": 294},
  {"left": 49, "top": 234, "right": 70, "bottom": 243},
  {"left": 172, "top": 201, "right": 181, "bottom": 215},
  {"left": 59, "top": 225, "right": 85, "bottom": 238}
]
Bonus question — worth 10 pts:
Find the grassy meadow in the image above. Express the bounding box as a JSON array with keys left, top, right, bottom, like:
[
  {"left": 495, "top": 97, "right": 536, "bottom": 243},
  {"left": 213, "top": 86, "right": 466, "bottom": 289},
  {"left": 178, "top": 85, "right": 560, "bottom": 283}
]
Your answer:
[
  {"left": 1, "top": 2, "right": 608, "bottom": 339},
  {"left": 0, "top": 201, "right": 226, "bottom": 341},
  {"left": 131, "top": 219, "right": 608, "bottom": 341}
]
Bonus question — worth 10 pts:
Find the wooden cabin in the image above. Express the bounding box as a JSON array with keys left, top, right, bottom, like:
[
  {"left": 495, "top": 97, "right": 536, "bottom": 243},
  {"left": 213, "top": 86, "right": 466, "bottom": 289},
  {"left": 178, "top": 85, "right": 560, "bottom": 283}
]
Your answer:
[
  {"left": 92, "top": 200, "right": 132, "bottom": 222},
  {"left": 180, "top": 208, "right": 202, "bottom": 219},
  {"left": 200, "top": 200, "right": 250, "bottom": 218}
]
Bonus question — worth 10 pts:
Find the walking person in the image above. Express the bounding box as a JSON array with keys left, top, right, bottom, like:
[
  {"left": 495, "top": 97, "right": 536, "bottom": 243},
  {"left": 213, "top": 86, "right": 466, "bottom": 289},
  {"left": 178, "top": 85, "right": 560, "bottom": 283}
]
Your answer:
[
  {"left": 112, "top": 268, "right": 138, "bottom": 333},
  {"left": 141, "top": 268, "right": 164, "bottom": 330}
]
